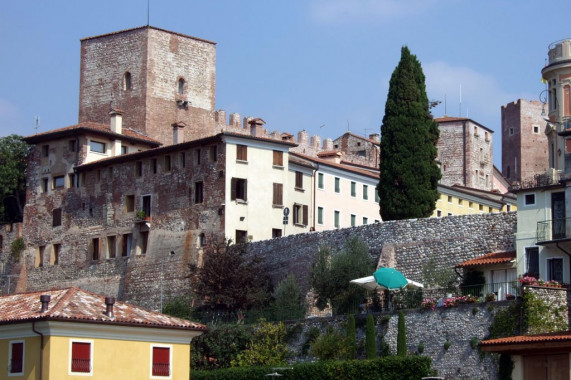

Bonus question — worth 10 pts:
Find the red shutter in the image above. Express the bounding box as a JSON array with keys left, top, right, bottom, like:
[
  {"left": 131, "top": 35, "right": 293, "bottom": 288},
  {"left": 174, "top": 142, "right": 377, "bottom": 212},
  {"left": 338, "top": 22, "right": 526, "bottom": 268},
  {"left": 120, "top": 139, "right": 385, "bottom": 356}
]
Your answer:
[
  {"left": 71, "top": 342, "right": 91, "bottom": 373},
  {"left": 10, "top": 342, "right": 23, "bottom": 373},
  {"left": 152, "top": 347, "right": 170, "bottom": 376},
  {"left": 303, "top": 205, "right": 309, "bottom": 226}
]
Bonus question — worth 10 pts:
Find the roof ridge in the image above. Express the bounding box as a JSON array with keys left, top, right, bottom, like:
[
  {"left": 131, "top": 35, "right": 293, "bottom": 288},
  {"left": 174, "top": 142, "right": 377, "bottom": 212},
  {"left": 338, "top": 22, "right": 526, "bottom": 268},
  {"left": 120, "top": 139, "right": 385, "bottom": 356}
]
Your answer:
[{"left": 46, "top": 287, "right": 77, "bottom": 315}]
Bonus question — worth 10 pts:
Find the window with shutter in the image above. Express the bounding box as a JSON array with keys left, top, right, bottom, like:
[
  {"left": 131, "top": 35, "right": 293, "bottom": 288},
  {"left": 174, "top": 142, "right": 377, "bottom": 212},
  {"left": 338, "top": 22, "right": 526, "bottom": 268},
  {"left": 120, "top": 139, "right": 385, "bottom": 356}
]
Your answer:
[
  {"left": 152, "top": 346, "right": 170, "bottom": 377},
  {"left": 273, "top": 183, "right": 283, "bottom": 206},
  {"left": 295, "top": 171, "right": 303, "bottom": 189},
  {"left": 273, "top": 150, "right": 283, "bottom": 166},
  {"left": 236, "top": 145, "right": 248, "bottom": 161},
  {"left": 231, "top": 178, "right": 247, "bottom": 202},
  {"left": 9, "top": 341, "right": 24, "bottom": 374},
  {"left": 71, "top": 341, "right": 91, "bottom": 373}
]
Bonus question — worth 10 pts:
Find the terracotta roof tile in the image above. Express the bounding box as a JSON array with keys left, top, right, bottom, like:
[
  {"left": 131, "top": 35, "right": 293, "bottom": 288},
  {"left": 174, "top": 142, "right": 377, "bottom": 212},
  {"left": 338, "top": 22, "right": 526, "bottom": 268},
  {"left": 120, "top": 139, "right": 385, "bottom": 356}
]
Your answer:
[
  {"left": 456, "top": 251, "right": 516, "bottom": 268},
  {"left": 481, "top": 330, "right": 571, "bottom": 346},
  {"left": 291, "top": 152, "right": 379, "bottom": 180},
  {"left": 0, "top": 287, "right": 206, "bottom": 331}
]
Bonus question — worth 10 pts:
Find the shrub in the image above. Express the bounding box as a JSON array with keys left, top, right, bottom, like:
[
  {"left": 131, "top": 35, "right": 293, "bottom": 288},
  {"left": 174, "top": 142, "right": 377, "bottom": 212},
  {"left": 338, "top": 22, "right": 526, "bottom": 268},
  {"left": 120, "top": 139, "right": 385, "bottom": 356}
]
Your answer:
[
  {"left": 417, "top": 341, "right": 424, "bottom": 354},
  {"left": 396, "top": 312, "right": 406, "bottom": 356},
  {"left": 346, "top": 314, "right": 356, "bottom": 359},
  {"left": 10, "top": 237, "right": 24, "bottom": 262},
  {"left": 272, "top": 273, "right": 305, "bottom": 321},
  {"left": 470, "top": 337, "right": 479, "bottom": 349},
  {"left": 310, "top": 326, "right": 348, "bottom": 361},
  {"left": 232, "top": 319, "right": 290, "bottom": 367},
  {"left": 301, "top": 327, "right": 320, "bottom": 356},
  {"left": 365, "top": 314, "right": 377, "bottom": 359},
  {"left": 191, "top": 324, "right": 253, "bottom": 370},
  {"left": 161, "top": 295, "right": 192, "bottom": 319},
  {"left": 443, "top": 340, "right": 451, "bottom": 350}
]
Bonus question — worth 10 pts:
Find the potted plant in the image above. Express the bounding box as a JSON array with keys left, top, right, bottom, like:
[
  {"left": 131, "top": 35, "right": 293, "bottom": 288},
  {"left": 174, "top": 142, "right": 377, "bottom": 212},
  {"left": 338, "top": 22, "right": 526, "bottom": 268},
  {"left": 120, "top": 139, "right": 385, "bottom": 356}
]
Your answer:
[{"left": 136, "top": 210, "right": 149, "bottom": 221}]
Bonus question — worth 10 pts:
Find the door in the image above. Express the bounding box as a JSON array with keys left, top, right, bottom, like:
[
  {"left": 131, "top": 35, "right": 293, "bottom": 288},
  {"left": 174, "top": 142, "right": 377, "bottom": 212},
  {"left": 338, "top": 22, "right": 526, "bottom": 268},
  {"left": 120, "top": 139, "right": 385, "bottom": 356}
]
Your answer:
[
  {"left": 552, "top": 192, "right": 565, "bottom": 239},
  {"left": 523, "top": 354, "right": 569, "bottom": 380}
]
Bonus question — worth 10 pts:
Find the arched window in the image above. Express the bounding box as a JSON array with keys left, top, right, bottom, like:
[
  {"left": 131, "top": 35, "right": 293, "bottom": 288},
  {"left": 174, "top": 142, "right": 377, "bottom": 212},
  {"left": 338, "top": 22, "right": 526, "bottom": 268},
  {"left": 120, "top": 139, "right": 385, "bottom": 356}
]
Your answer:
[
  {"left": 177, "top": 78, "right": 185, "bottom": 95},
  {"left": 123, "top": 72, "right": 132, "bottom": 90}
]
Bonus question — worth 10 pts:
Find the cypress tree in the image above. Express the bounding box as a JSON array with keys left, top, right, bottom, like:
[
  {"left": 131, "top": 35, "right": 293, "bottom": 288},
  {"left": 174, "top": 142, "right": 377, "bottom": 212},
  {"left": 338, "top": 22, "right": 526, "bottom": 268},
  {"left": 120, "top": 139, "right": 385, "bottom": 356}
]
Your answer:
[
  {"left": 397, "top": 311, "right": 407, "bottom": 356},
  {"left": 365, "top": 314, "right": 377, "bottom": 359},
  {"left": 377, "top": 46, "right": 441, "bottom": 221},
  {"left": 346, "top": 314, "right": 356, "bottom": 359}
]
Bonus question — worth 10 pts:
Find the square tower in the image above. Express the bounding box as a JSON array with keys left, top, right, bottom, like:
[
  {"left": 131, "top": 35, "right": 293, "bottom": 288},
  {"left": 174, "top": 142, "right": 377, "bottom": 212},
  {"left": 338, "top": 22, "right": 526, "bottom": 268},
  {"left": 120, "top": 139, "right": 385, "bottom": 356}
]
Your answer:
[
  {"left": 78, "top": 26, "right": 217, "bottom": 145},
  {"left": 501, "top": 99, "right": 548, "bottom": 184}
]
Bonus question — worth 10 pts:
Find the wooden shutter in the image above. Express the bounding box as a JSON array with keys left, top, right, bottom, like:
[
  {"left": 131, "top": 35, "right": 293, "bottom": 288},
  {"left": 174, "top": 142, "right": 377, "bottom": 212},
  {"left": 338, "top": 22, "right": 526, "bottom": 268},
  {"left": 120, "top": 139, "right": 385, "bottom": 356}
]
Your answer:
[
  {"left": 303, "top": 205, "right": 308, "bottom": 226},
  {"left": 10, "top": 342, "right": 23, "bottom": 373},
  {"left": 71, "top": 342, "right": 91, "bottom": 373},
  {"left": 273, "top": 150, "right": 283, "bottom": 166},
  {"left": 273, "top": 183, "right": 283, "bottom": 205},
  {"left": 231, "top": 178, "right": 237, "bottom": 200},
  {"left": 296, "top": 172, "right": 303, "bottom": 189},
  {"left": 152, "top": 347, "right": 170, "bottom": 376},
  {"left": 243, "top": 179, "right": 248, "bottom": 201}
]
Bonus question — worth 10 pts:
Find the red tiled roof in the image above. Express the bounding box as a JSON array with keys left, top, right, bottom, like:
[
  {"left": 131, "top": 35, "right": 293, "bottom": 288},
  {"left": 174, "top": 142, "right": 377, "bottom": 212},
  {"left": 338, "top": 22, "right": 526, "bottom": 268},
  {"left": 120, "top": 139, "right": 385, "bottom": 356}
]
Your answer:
[
  {"left": 481, "top": 330, "right": 571, "bottom": 346},
  {"left": 456, "top": 251, "right": 515, "bottom": 268},
  {"left": 317, "top": 150, "right": 342, "bottom": 157},
  {"left": 0, "top": 287, "right": 206, "bottom": 331},
  {"left": 435, "top": 117, "right": 471, "bottom": 123},
  {"left": 291, "top": 152, "right": 379, "bottom": 180},
  {"left": 23, "top": 122, "right": 161, "bottom": 146}
]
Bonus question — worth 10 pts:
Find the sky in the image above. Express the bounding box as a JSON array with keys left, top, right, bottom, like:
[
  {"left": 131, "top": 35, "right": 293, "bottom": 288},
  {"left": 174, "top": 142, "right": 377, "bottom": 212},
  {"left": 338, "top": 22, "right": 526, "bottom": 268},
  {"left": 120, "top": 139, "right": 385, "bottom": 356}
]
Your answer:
[{"left": 1, "top": 1, "right": 570, "bottom": 167}]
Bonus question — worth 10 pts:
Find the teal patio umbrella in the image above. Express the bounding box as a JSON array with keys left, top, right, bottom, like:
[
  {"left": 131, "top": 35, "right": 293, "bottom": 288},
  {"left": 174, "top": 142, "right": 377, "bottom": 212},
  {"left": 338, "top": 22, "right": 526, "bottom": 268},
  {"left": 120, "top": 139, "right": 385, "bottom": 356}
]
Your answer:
[{"left": 372, "top": 267, "right": 408, "bottom": 290}]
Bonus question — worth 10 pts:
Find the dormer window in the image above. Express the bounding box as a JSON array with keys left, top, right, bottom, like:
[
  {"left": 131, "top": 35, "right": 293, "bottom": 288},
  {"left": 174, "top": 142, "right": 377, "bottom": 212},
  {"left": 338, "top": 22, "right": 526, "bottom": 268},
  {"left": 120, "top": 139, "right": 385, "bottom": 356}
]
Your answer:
[
  {"left": 123, "top": 72, "right": 132, "bottom": 90},
  {"left": 177, "top": 78, "right": 185, "bottom": 95}
]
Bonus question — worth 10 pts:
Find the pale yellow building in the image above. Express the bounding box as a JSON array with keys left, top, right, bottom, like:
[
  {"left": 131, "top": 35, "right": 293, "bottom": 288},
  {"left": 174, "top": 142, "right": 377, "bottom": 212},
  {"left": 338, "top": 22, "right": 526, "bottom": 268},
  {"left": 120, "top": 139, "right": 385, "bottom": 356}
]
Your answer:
[
  {"left": 0, "top": 287, "right": 205, "bottom": 379},
  {"left": 433, "top": 184, "right": 516, "bottom": 218}
]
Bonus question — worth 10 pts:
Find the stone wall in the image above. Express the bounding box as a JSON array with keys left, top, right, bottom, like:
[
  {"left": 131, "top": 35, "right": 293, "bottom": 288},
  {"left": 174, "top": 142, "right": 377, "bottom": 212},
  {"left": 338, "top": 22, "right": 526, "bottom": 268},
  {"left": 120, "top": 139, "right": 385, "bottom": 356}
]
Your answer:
[{"left": 248, "top": 212, "right": 516, "bottom": 293}]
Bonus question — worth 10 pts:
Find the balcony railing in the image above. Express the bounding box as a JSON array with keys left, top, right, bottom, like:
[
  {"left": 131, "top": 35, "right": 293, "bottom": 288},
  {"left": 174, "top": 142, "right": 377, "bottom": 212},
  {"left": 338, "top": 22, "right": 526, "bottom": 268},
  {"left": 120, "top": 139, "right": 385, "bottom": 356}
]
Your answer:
[{"left": 537, "top": 218, "right": 570, "bottom": 242}]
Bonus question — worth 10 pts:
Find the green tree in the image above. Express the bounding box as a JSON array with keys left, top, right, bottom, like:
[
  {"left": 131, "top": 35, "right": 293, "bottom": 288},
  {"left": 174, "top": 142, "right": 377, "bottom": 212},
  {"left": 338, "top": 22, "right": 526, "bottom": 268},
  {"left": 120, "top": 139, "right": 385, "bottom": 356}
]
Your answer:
[
  {"left": 0, "top": 135, "right": 31, "bottom": 223},
  {"left": 310, "top": 236, "right": 374, "bottom": 314},
  {"left": 346, "top": 314, "right": 357, "bottom": 359},
  {"left": 191, "top": 324, "right": 253, "bottom": 369},
  {"left": 377, "top": 46, "right": 441, "bottom": 221},
  {"left": 365, "top": 313, "right": 377, "bottom": 359},
  {"left": 161, "top": 295, "right": 192, "bottom": 320},
  {"left": 310, "top": 326, "right": 348, "bottom": 361},
  {"left": 189, "top": 239, "right": 272, "bottom": 311},
  {"left": 272, "top": 273, "right": 305, "bottom": 320},
  {"left": 397, "top": 311, "right": 407, "bottom": 356},
  {"left": 232, "top": 319, "right": 290, "bottom": 367}
]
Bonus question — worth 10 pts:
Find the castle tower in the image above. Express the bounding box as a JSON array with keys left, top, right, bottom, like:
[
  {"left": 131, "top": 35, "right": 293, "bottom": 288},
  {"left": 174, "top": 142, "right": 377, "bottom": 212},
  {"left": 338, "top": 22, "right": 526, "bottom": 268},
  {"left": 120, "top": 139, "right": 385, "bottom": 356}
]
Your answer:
[
  {"left": 501, "top": 99, "right": 548, "bottom": 184},
  {"left": 541, "top": 39, "right": 571, "bottom": 173},
  {"left": 78, "top": 26, "right": 217, "bottom": 145}
]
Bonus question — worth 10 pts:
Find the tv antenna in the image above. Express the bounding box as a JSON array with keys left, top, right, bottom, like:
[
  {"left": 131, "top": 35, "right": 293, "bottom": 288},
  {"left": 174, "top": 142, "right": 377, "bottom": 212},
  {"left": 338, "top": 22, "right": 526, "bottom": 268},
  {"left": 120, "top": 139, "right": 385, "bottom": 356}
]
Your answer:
[
  {"left": 147, "top": 0, "right": 150, "bottom": 26},
  {"left": 34, "top": 116, "right": 40, "bottom": 134}
]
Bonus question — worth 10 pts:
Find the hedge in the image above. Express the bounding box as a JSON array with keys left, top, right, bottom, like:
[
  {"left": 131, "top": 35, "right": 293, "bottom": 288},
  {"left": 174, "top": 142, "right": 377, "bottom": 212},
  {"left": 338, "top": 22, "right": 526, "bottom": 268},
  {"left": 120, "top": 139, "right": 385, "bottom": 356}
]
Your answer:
[{"left": 192, "top": 356, "right": 432, "bottom": 380}]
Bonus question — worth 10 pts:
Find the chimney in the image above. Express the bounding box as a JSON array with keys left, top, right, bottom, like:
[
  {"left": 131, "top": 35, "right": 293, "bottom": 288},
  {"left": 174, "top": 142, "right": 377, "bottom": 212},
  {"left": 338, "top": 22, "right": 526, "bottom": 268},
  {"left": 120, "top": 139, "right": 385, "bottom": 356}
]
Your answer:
[
  {"left": 104, "top": 296, "right": 115, "bottom": 318},
  {"left": 249, "top": 118, "right": 266, "bottom": 137},
  {"left": 172, "top": 122, "right": 187, "bottom": 144},
  {"left": 369, "top": 133, "right": 380, "bottom": 143},
  {"left": 40, "top": 294, "right": 51, "bottom": 313},
  {"left": 109, "top": 109, "right": 123, "bottom": 135}
]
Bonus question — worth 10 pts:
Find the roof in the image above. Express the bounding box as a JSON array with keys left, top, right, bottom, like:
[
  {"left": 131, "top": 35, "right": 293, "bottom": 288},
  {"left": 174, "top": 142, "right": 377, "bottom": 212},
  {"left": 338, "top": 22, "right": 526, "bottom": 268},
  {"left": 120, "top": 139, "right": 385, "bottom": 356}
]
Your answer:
[
  {"left": 334, "top": 132, "right": 380, "bottom": 146},
  {"left": 291, "top": 152, "right": 379, "bottom": 180},
  {"left": 481, "top": 330, "right": 571, "bottom": 353},
  {"left": 0, "top": 287, "right": 206, "bottom": 332},
  {"left": 456, "top": 251, "right": 516, "bottom": 268},
  {"left": 435, "top": 116, "right": 494, "bottom": 133},
  {"left": 23, "top": 122, "right": 161, "bottom": 147},
  {"left": 80, "top": 25, "right": 216, "bottom": 45}
]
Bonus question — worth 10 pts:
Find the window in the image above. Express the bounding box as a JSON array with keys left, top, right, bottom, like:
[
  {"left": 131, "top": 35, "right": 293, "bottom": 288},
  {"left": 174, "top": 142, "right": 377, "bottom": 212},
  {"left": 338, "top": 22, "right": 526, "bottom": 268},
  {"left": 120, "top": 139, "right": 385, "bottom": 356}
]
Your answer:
[
  {"left": 351, "top": 214, "right": 356, "bottom": 226},
  {"left": 489, "top": 207, "right": 493, "bottom": 213},
  {"left": 179, "top": 152, "right": 186, "bottom": 168},
  {"left": 318, "top": 173, "right": 324, "bottom": 189},
  {"left": 436, "top": 210, "right": 442, "bottom": 217},
  {"left": 448, "top": 212, "right": 453, "bottom": 216},
  {"left": 236, "top": 145, "right": 247, "bottom": 161},
  {"left": 295, "top": 171, "right": 303, "bottom": 189},
  {"left": 107, "top": 236, "right": 116, "bottom": 259},
  {"left": 36, "top": 246, "right": 45, "bottom": 267},
  {"left": 68, "top": 173, "right": 76, "bottom": 188},
  {"left": 485, "top": 131, "right": 489, "bottom": 141},
  {"left": 51, "top": 244, "right": 60, "bottom": 265},
  {"left": 272, "top": 229, "right": 282, "bottom": 238},
  {"left": 92, "top": 238, "right": 100, "bottom": 261},
  {"left": 363, "top": 217, "right": 368, "bottom": 225},
  {"left": 164, "top": 156, "right": 171, "bottom": 172},
  {"left": 273, "top": 150, "right": 283, "bottom": 166},
  {"left": 53, "top": 176, "right": 65, "bottom": 189},
  {"left": 151, "top": 159, "right": 157, "bottom": 174},
  {"left": 209, "top": 146, "right": 218, "bottom": 162},
  {"left": 195, "top": 149, "right": 201, "bottom": 165},
  {"left": 52, "top": 208, "right": 62, "bottom": 227},
  {"left": 334, "top": 211, "right": 340, "bottom": 228},
  {"left": 548, "top": 258, "right": 564, "bottom": 283},
  {"left": 473, "top": 126, "right": 478, "bottom": 136},
  {"left": 334, "top": 177, "right": 340, "bottom": 193},
  {"left": 195, "top": 181, "right": 204, "bottom": 204},
  {"left": 42, "top": 145, "right": 49, "bottom": 157},
  {"left": 136, "top": 161, "right": 143, "bottom": 177},
  {"left": 524, "top": 193, "right": 536, "bottom": 206},
  {"left": 71, "top": 341, "right": 92, "bottom": 374},
  {"left": 293, "top": 204, "right": 308, "bottom": 226},
  {"left": 350, "top": 181, "right": 356, "bottom": 197},
  {"left": 177, "top": 78, "right": 185, "bottom": 95},
  {"left": 363, "top": 185, "right": 368, "bottom": 200},
  {"left": 42, "top": 178, "right": 48, "bottom": 193},
  {"left": 125, "top": 195, "right": 135, "bottom": 212},
  {"left": 199, "top": 233, "right": 206, "bottom": 247},
  {"left": 141, "top": 231, "right": 149, "bottom": 254},
  {"left": 469, "top": 202, "right": 473, "bottom": 209},
  {"left": 533, "top": 125, "right": 540, "bottom": 134},
  {"left": 525, "top": 247, "right": 539, "bottom": 277},
  {"left": 447, "top": 195, "right": 453, "bottom": 203},
  {"left": 142, "top": 195, "right": 152, "bottom": 217},
  {"left": 509, "top": 127, "right": 514, "bottom": 136},
  {"left": 121, "top": 234, "right": 132, "bottom": 257},
  {"left": 231, "top": 178, "right": 247, "bottom": 202},
  {"left": 479, "top": 204, "right": 484, "bottom": 211},
  {"left": 9, "top": 341, "right": 24, "bottom": 375},
  {"left": 69, "top": 140, "right": 77, "bottom": 152},
  {"left": 507, "top": 205, "right": 511, "bottom": 212},
  {"left": 235, "top": 230, "right": 248, "bottom": 244},
  {"left": 90, "top": 140, "right": 106, "bottom": 154},
  {"left": 458, "top": 199, "right": 463, "bottom": 206},
  {"left": 273, "top": 183, "right": 283, "bottom": 206},
  {"left": 317, "top": 207, "right": 324, "bottom": 225},
  {"left": 123, "top": 72, "right": 132, "bottom": 90}
]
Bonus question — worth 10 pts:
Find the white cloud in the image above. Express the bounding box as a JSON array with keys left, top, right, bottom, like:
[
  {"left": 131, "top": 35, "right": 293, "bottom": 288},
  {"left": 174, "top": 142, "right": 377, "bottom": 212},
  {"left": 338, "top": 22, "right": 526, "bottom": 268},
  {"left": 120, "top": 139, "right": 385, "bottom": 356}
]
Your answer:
[{"left": 309, "top": 0, "right": 439, "bottom": 23}]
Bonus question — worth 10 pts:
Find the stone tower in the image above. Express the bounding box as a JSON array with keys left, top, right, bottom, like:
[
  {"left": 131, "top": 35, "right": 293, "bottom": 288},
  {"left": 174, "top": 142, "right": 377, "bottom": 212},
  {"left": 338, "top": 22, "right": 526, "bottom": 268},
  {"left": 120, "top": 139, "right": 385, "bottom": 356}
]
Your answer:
[
  {"left": 541, "top": 39, "right": 571, "bottom": 173},
  {"left": 78, "top": 26, "right": 217, "bottom": 145},
  {"left": 501, "top": 99, "right": 548, "bottom": 184}
]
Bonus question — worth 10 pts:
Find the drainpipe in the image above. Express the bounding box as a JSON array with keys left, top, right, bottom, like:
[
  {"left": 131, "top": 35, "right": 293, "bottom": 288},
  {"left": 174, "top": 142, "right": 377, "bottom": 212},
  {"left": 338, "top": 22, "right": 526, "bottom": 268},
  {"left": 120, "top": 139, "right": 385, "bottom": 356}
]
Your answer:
[
  {"left": 312, "top": 164, "right": 318, "bottom": 231},
  {"left": 32, "top": 322, "right": 44, "bottom": 380}
]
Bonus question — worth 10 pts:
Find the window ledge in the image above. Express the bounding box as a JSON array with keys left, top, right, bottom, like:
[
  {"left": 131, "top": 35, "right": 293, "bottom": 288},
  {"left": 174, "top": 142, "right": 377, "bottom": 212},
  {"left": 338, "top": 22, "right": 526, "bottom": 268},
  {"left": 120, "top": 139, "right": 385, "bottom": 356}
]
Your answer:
[
  {"left": 272, "top": 204, "right": 284, "bottom": 209},
  {"left": 236, "top": 200, "right": 248, "bottom": 205},
  {"left": 236, "top": 160, "right": 248, "bottom": 164},
  {"left": 295, "top": 187, "right": 305, "bottom": 192},
  {"left": 294, "top": 223, "right": 307, "bottom": 227},
  {"left": 273, "top": 165, "right": 284, "bottom": 170}
]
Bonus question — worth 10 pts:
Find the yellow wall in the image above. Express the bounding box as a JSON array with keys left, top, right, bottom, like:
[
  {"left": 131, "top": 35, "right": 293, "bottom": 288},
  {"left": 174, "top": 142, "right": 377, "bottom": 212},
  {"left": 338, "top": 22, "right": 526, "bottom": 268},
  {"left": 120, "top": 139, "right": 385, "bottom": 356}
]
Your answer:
[
  {"left": 0, "top": 336, "right": 41, "bottom": 380},
  {"left": 433, "top": 192, "right": 516, "bottom": 217}
]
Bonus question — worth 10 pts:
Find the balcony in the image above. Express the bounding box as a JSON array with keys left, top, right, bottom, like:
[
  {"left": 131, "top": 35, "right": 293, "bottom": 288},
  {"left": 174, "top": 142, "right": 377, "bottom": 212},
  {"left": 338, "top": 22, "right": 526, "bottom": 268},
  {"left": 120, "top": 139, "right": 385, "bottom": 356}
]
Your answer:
[
  {"left": 509, "top": 169, "right": 566, "bottom": 192},
  {"left": 536, "top": 218, "right": 571, "bottom": 244}
]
